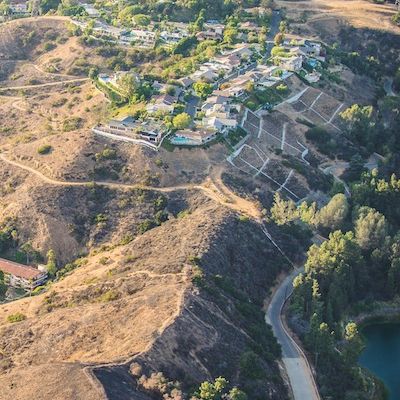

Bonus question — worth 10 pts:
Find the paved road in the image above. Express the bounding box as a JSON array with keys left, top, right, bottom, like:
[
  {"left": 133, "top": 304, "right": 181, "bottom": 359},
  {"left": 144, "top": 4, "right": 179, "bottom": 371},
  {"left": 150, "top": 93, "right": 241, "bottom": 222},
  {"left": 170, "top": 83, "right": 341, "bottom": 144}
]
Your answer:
[
  {"left": 184, "top": 95, "right": 200, "bottom": 118},
  {"left": 266, "top": 268, "right": 321, "bottom": 400},
  {"left": 268, "top": 10, "right": 281, "bottom": 40}
]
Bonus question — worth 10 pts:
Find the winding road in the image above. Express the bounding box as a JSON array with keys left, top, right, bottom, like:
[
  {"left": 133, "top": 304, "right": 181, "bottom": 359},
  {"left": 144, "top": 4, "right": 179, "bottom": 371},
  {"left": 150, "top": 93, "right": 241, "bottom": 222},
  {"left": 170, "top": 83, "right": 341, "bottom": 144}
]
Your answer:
[{"left": 266, "top": 268, "right": 321, "bottom": 400}]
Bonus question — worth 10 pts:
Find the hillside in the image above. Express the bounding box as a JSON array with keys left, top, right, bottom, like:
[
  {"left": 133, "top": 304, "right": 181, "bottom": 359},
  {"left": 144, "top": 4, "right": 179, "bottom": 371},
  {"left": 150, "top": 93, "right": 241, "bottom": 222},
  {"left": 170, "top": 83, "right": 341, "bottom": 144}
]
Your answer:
[{"left": 0, "top": 192, "right": 289, "bottom": 400}]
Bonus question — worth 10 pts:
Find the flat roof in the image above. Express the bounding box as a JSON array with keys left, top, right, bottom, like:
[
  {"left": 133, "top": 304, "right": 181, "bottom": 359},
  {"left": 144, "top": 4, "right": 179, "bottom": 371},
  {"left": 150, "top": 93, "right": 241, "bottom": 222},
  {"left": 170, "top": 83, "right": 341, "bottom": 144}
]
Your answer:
[{"left": 0, "top": 258, "right": 43, "bottom": 280}]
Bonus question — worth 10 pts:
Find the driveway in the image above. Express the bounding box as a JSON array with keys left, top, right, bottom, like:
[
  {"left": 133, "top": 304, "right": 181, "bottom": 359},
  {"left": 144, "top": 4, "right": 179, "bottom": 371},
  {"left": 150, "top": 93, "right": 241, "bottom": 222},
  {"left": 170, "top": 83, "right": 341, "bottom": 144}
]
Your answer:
[{"left": 184, "top": 95, "right": 200, "bottom": 119}]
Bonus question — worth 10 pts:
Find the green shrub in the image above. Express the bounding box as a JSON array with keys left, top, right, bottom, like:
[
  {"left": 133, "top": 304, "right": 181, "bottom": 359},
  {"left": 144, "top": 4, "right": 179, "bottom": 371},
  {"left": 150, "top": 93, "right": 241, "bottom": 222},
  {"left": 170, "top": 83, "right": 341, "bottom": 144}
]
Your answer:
[
  {"left": 37, "top": 144, "right": 52, "bottom": 155},
  {"left": 43, "top": 42, "right": 56, "bottom": 51},
  {"left": 99, "top": 290, "right": 119, "bottom": 302},
  {"left": 62, "top": 117, "right": 83, "bottom": 132},
  {"left": 191, "top": 265, "right": 205, "bottom": 286},
  {"left": 138, "top": 219, "right": 156, "bottom": 234},
  {"left": 7, "top": 312, "right": 26, "bottom": 323},
  {"left": 239, "top": 351, "right": 265, "bottom": 379},
  {"left": 95, "top": 148, "right": 117, "bottom": 161}
]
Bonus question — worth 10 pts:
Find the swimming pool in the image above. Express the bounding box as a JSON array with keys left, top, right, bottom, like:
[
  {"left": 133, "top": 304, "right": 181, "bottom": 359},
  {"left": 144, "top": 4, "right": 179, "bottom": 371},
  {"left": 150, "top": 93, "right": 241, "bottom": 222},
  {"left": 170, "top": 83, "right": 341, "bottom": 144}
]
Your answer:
[{"left": 170, "top": 136, "right": 199, "bottom": 146}]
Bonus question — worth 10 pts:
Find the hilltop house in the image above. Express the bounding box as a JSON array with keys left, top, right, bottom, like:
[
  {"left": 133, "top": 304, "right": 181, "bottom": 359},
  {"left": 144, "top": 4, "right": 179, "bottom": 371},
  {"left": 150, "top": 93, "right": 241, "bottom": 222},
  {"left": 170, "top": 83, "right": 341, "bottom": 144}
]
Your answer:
[
  {"left": 9, "top": 1, "right": 29, "bottom": 15},
  {"left": 119, "top": 29, "right": 156, "bottom": 47},
  {"left": 80, "top": 3, "right": 100, "bottom": 17},
  {"left": 191, "top": 66, "right": 219, "bottom": 82},
  {"left": 277, "top": 55, "right": 303, "bottom": 72},
  {"left": 96, "top": 116, "right": 162, "bottom": 143},
  {"left": 98, "top": 71, "right": 140, "bottom": 92},
  {"left": 0, "top": 258, "right": 47, "bottom": 290},
  {"left": 172, "top": 128, "right": 218, "bottom": 146},
  {"left": 196, "top": 21, "right": 224, "bottom": 41},
  {"left": 146, "top": 94, "right": 176, "bottom": 114}
]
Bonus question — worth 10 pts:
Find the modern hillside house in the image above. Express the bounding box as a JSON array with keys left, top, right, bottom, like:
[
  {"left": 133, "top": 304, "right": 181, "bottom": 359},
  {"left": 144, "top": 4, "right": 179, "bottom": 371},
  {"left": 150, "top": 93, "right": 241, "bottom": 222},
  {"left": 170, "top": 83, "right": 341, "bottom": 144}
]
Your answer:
[{"left": 0, "top": 258, "right": 48, "bottom": 290}]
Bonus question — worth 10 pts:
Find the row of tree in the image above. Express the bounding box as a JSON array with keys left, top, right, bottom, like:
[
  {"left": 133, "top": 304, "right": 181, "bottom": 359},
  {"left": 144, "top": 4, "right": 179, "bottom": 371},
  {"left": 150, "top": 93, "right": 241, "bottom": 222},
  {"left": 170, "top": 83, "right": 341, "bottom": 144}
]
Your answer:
[{"left": 269, "top": 168, "right": 400, "bottom": 398}]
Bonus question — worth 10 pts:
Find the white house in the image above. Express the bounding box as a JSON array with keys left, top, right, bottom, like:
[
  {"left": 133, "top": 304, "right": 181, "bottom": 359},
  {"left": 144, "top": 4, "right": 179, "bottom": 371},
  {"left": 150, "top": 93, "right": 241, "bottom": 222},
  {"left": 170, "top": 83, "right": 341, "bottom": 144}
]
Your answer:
[
  {"left": 96, "top": 116, "right": 162, "bottom": 144},
  {"left": 10, "top": 2, "right": 29, "bottom": 15},
  {"left": 120, "top": 29, "right": 156, "bottom": 47},
  {"left": 93, "top": 22, "right": 122, "bottom": 39},
  {"left": 278, "top": 56, "right": 303, "bottom": 71},
  {"left": 202, "top": 115, "right": 237, "bottom": 132},
  {"left": 172, "top": 128, "right": 218, "bottom": 146},
  {"left": 81, "top": 3, "right": 100, "bottom": 17},
  {"left": 146, "top": 94, "right": 176, "bottom": 114}
]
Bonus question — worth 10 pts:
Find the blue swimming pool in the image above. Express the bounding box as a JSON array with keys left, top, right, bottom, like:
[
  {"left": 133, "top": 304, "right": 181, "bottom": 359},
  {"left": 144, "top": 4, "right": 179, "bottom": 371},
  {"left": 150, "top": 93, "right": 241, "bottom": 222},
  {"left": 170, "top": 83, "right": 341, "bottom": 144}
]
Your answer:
[{"left": 170, "top": 136, "right": 198, "bottom": 146}]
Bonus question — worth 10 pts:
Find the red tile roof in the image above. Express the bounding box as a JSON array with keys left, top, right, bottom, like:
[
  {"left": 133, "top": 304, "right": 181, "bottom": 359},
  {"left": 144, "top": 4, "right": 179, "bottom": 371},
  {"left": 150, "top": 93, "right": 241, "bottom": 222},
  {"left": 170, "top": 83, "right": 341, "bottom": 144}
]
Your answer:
[{"left": 0, "top": 258, "right": 43, "bottom": 280}]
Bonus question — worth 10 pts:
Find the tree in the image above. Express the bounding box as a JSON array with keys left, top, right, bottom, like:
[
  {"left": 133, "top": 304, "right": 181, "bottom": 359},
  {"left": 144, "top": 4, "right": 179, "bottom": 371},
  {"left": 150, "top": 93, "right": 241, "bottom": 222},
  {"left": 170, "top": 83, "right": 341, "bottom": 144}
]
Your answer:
[
  {"left": 172, "top": 113, "right": 191, "bottom": 130},
  {"left": 46, "top": 249, "right": 57, "bottom": 276},
  {"left": 88, "top": 67, "right": 99, "bottom": 80},
  {"left": 193, "top": 81, "right": 213, "bottom": 99},
  {"left": 118, "top": 5, "right": 136, "bottom": 24},
  {"left": 192, "top": 9, "right": 205, "bottom": 32},
  {"left": 298, "top": 201, "right": 317, "bottom": 225},
  {"left": 274, "top": 32, "right": 284, "bottom": 46},
  {"left": 339, "top": 104, "right": 375, "bottom": 143},
  {"left": 118, "top": 73, "right": 139, "bottom": 100},
  {"left": 270, "top": 192, "right": 298, "bottom": 226},
  {"left": 228, "top": 388, "right": 248, "bottom": 400},
  {"left": 354, "top": 206, "right": 388, "bottom": 250},
  {"left": 133, "top": 14, "right": 150, "bottom": 26},
  {"left": 40, "top": 0, "right": 61, "bottom": 13},
  {"left": 0, "top": 270, "right": 7, "bottom": 298},
  {"left": 223, "top": 27, "right": 238, "bottom": 45},
  {"left": 279, "top": 20, "right": 287, "bottom": 33},
  {"left": 316, "top": 193, "right": 349, "bottom": 231},
  {"left": 174, "top": 36, "right": 198, "bottom": 56},
  {"left": 342, "top": 322, "right": 363, "bottom": 364}
]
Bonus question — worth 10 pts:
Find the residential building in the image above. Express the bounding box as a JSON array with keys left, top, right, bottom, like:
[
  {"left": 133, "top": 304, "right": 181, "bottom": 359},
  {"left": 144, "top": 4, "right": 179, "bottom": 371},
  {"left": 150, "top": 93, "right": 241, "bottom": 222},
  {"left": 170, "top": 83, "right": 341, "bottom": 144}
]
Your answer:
[
  {"left": 10, "top": 1, "right": 29, "bottom": 15},
  {"left": 0, "top": 258, "right": 47, "bottom": 290},
  {"left": 80, "top": 3, "right": 100, "bottom": 17},
  {"left": 178, "top": 77, "right": 195, "bottom": 88},
  {"left": 160, "top": 25, "right": 189, "bottom": 45},
  {"left": 172, "top": 128, "right": 218, "bottom": 146},
  {"left": 278, "top": 56, "right": 303, "bottom": 71},
  {"left": 304, "top": 71, "right": 321, "bottom": 83},
  {"left": 96, "top": 117, "right": 163, "bottom": 144},
  {"left": 225, "top": 44, "right": 254, "bottom": 60},
  {"left": 201, "top": 95, "right": 230, "bottom": 114},
  {"left": 202, "top": 114, "right": 237, "bottom": 132},
  {"left": 203, "top": 22, "right": 225, "bottom": 35},
  {"left": 98, "top": 71, "right": 140, "bottom": 90},
  {"left": 239, "top": 21, "right": 261, "bottom": 32},
  {"left": 191, "top": 66, "right": 218, "bottom": 82},
  {"left": 93, "top": 22, "right": 122, "bottom": 39},
  {"left": 146, "top": 94, "right": 176, "bottom": 114},
  {"left": 196, "top": 30, "right": 222, "bottom": 41},
  {"left": 120, "top": 29, "right": 156, "bottom": 47}
]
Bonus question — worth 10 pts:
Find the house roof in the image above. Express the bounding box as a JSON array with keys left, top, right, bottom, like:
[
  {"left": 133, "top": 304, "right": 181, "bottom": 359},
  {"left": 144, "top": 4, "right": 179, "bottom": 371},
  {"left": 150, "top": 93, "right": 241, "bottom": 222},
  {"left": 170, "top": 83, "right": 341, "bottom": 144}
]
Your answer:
[
  {"left": 0, "top": 258, "right": 44, "bottom": 280},
  {"left": 156, "top": 94, "right": 176, "bottom": 105}
]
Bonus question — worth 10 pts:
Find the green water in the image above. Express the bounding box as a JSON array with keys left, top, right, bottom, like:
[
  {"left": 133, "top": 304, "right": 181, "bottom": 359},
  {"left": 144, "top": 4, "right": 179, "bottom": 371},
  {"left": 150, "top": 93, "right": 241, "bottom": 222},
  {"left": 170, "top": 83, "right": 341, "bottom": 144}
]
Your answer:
[{"left": 359, "top": 323, "right": 400, "bottom": 400}]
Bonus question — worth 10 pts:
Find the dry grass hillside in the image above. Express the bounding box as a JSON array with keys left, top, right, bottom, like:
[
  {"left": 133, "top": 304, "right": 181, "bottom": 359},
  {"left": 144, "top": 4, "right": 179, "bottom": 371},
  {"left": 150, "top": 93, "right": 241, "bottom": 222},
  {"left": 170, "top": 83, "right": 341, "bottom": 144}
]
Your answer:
[
  {"left": 278, "top": 0, "right": 400, "bottom": 37},
  {"left": 0, "top": 194, "right": 288, "bottom": 400}
]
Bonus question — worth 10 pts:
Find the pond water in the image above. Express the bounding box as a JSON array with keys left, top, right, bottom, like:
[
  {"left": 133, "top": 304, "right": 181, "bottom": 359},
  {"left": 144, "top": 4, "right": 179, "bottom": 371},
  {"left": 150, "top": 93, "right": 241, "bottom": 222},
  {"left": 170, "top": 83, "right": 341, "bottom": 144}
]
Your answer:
[{"left": 359, "top": 323, "right": 400, "bottom": 400}]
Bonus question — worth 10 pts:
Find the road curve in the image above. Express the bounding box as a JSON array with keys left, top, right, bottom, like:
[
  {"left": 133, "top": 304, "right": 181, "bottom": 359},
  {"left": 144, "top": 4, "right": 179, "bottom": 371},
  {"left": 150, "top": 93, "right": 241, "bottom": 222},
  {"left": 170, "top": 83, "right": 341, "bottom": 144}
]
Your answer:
[{"left": 266, "top": 269, "right": 321, "bottom": 400}]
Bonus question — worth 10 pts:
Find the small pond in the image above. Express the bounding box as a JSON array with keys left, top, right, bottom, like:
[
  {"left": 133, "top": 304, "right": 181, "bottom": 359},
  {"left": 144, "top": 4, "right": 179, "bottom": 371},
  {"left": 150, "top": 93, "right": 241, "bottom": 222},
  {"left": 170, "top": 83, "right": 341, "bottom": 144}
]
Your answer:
[{"left": 359, "top": 323, "right": 400, "bottom": 400}]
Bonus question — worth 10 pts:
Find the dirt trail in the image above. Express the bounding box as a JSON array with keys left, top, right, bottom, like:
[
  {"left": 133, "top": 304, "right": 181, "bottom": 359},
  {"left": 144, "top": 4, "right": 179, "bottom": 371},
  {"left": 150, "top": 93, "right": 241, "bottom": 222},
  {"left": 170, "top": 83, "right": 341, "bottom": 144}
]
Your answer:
[
  {"left": 0, "top": 153, "right": 262, "bottom": 220},
  {"left": 0, "top": 77, "right": 89, "bottom": 92}
]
